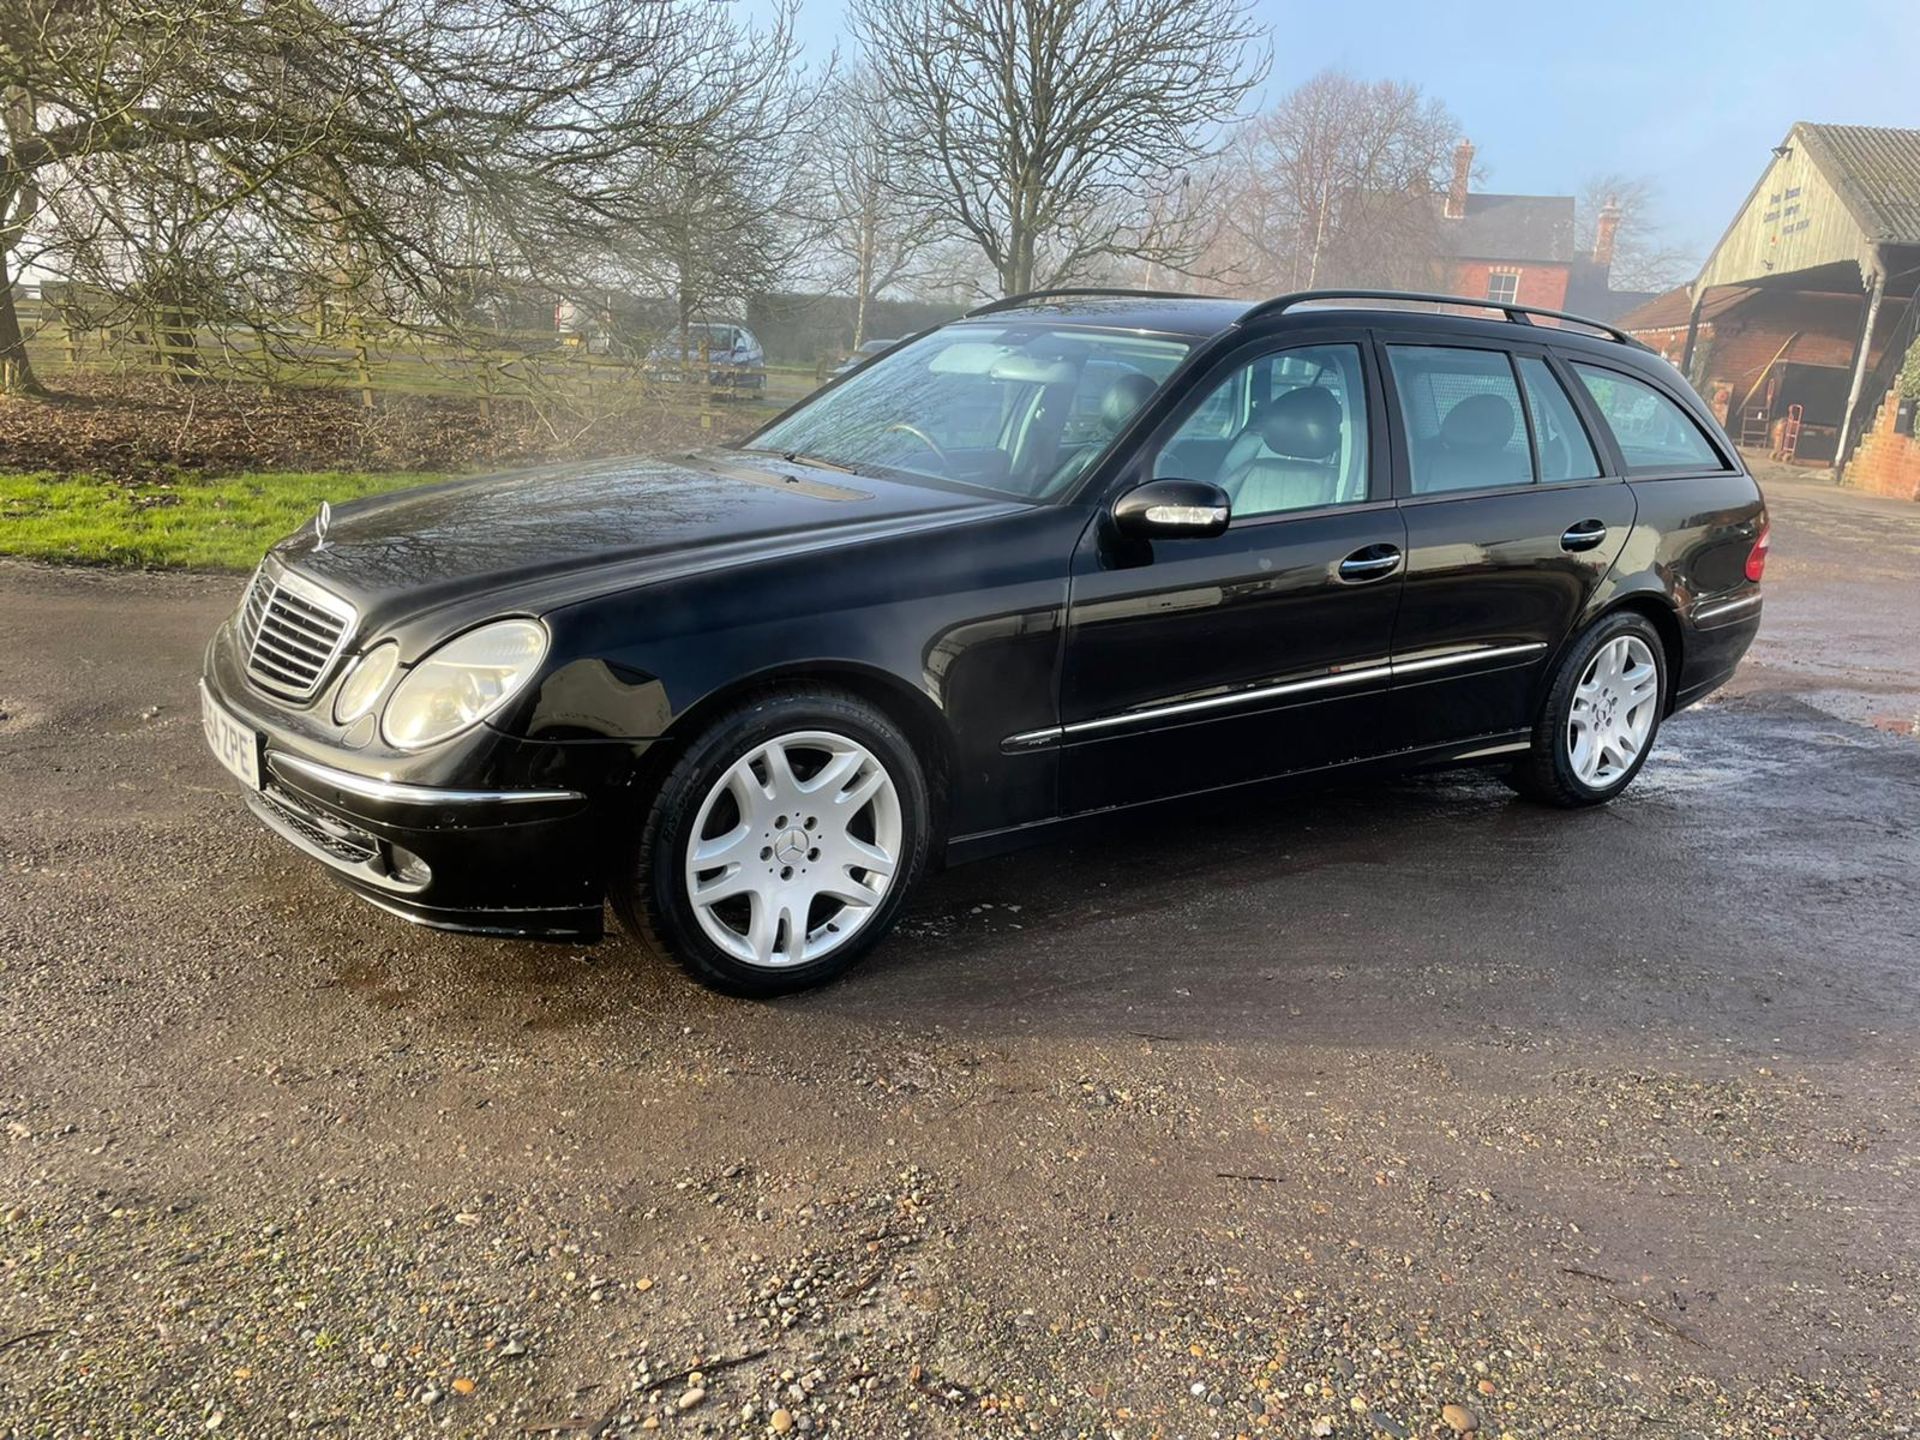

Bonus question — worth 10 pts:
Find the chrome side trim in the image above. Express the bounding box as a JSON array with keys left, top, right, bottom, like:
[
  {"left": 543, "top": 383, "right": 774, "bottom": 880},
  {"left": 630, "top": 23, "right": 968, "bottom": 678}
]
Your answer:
[
  {"left": 1692, "top": 591, "right": 1762, "bottom": 625},
  {"left": 1002, "top": 725, "right": 1067, "bottom": 752},
  {"left": 1062, "top": 661, "right": 1396, "bottom": 739},
  {"left": 1453, "top": 740, "right": 1531, "bottom": 760},
  {"left": 1389, "top": 641, "right": 1549, "bottom": 676},
  {"left": 270, "top": 752, "right": 584, "bottom": 807},
  {"left": 1002, "top": 642, "right": 1550, "bottom": 751}
]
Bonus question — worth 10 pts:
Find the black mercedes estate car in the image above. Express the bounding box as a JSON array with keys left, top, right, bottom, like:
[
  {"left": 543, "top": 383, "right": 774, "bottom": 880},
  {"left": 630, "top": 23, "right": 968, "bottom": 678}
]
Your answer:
[{"left": 201, "top": 289, "right": 1768, "bottom": 994}]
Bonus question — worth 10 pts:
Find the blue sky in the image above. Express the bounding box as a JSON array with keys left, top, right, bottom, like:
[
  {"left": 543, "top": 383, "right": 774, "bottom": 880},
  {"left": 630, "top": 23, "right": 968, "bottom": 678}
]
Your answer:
[{"left": 760, "top": 0, "right": 1920, "bottom": 262}]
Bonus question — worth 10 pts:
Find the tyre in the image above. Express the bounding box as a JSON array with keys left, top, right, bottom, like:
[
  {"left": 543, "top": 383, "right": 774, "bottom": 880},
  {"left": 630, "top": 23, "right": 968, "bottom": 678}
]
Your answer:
[
  {"left": 1507, "top": 612, "right": 1667, "bottom": 808},
  {"left": 613, "top": 688, "right": 932, "bottom": 996}
]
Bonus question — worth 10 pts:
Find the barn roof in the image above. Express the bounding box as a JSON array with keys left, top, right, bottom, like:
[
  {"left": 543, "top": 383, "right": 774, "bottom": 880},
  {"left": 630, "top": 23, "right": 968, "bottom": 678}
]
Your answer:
[{"left": 1797, "top": 124, "right": 1920, "bottom": 246}]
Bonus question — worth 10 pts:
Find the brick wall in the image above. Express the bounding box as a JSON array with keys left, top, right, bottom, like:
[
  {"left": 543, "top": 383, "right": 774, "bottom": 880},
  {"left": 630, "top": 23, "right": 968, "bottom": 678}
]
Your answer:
[
  {"left": 1698, "top": 291, "right": 1902, "bottom": 423},
  {"left": 1845, "top": 391, "right": 1920, "bottom": 501},
  {"left": 1633, "top": 321, "right": 1709, "bottom": 368},
  {"left": 1444, "top": 261, "right": 1571, "bottom": 310}
]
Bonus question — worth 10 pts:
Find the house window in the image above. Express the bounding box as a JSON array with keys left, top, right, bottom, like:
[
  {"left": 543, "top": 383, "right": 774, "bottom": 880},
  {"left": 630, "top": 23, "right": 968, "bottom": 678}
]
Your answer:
[{"left": 1485, "top": 270, "right": 1520, "bottom": 305}]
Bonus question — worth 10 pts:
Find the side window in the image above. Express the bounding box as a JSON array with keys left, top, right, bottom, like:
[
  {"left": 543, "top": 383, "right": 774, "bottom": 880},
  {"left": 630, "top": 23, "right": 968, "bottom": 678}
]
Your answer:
[
  {"left": 1516, "top": 357, "right": 1601, "bottom": 482},
  {"left": 1153, "top": 344, "right": 1371, "bottom": 518},
  {"left": 1572, "top": 364, "right": 1724, "bottom": 472},
  {"left": 1386, "top": 345, "right": 1534, "bottom": 494}
]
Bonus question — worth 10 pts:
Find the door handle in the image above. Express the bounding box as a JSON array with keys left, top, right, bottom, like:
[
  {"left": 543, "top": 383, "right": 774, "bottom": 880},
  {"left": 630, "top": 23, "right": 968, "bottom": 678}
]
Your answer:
[
  {"left": 1561, "top": 519, "right": 1608, "bottom": 552},
  {"left": 1337, "top": 544, "right": 1403, "bottom": 583}
]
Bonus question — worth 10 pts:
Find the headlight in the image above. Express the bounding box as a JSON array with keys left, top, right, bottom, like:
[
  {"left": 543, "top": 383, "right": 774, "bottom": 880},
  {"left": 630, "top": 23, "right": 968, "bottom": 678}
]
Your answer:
[
  {"left": 380, "top": 620, "right": 548, "bottom": 750},
  {"left": 333, "top": 642, "right": 400, "bottom": 725}
]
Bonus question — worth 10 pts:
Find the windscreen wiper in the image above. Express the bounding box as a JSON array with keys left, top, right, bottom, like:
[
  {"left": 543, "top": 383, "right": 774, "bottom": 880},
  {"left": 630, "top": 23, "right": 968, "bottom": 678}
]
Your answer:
[{"left": 742, "top": 446, "right": 861, "bottom": 475}]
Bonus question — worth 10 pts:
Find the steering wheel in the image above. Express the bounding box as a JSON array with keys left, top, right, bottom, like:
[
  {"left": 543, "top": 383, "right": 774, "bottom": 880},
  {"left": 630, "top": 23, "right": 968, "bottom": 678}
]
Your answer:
[{"left": 883, "top": 422, "right": 952, "bottom": 468}]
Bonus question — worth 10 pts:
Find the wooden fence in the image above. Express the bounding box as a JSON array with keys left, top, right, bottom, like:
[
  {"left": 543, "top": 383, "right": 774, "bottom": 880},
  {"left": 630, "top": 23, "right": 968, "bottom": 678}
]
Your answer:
[{"left": 13, "top": 296, "right": 817, "bottom": 420}]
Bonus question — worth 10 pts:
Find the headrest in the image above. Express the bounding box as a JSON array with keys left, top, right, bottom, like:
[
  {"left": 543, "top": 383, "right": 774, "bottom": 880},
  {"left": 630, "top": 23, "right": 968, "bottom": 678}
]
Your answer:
[
  {"left": 1253, "top": 385, "right": 1343, "bottom": 461},
  {"left": 1440, "top": 392, "right": 1516, "bottom": 451},
  {"left": 1101, "top": 371, "right": 1160, "bottom": 427}
]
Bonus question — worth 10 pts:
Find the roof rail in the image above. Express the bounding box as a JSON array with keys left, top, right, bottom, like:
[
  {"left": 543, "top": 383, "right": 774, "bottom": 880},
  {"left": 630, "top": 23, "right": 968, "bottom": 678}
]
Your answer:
[
  {"left": 1236, "top": 289, "right": 1641, "bottom": 346},
  {"left": 963, "top": 286, "right": 1221, "bottom": 318}
]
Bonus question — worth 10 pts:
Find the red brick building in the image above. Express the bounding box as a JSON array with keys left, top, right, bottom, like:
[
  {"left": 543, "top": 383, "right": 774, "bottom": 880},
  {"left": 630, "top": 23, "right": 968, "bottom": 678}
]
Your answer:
[
  {"left": 1620, "top": 283, "right": 1906, "bottom": 463},
  {"left": 1431, "top": 143, "right": 1652, "bottom": 320},
  {"left": 1435, "top": 142, "right": 1576, "bottom": 309}
]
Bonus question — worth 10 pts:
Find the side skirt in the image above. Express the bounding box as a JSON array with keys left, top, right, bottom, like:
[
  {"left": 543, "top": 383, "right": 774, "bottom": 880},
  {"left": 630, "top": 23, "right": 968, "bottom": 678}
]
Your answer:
[{"left": 943, "top": 731, "right": 1531, "bottom": 866}]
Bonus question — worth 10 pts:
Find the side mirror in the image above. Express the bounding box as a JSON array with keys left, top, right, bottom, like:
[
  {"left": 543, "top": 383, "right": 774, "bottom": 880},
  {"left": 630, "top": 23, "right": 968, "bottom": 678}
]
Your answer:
[{"left": 1111, "top": 478, "right": 1231, "bottom": 540}]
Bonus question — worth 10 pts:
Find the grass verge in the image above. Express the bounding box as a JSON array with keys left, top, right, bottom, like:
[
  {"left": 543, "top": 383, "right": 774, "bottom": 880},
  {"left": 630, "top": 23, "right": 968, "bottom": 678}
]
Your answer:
[{"left": 0, "top": 469, "right": 442, "bottom": 570}]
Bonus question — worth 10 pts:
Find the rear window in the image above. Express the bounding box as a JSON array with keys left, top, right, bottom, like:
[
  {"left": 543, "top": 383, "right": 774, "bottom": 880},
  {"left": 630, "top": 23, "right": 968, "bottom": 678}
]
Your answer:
[
  {"left": 1386, "top": 345, "right": 1534, "bottom": 494},
  {"left": 1572, "top": 364, "right": 1724, "bottom": 472}
]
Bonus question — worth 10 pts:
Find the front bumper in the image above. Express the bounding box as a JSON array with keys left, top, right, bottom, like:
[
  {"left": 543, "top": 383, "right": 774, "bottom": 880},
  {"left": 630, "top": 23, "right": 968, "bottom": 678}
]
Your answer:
[
  {"left": 239, "top": 747, "right": 607, "bottom": 938},
  {"left": 203, "top": 628, "right": 655, "bottom": 941}
]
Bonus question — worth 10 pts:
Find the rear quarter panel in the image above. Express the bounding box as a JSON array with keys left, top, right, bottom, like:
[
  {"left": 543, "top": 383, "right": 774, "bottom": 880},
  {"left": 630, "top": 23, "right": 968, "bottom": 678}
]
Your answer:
[{"left": 1594, "top": 471, "right": 1766, "bottom": 702}]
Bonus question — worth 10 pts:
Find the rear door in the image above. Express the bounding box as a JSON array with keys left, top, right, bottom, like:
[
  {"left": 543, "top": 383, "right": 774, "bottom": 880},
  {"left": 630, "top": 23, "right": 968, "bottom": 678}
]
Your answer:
[{"left": 1377, "top": 331, "right": 1636, "bottom": 748}]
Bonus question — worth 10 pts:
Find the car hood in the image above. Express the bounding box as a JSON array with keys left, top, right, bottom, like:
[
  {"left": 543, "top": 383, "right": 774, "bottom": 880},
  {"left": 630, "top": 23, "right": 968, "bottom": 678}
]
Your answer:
[{"left": 269, "top": 451, "right": 1025, "bottom": 641}]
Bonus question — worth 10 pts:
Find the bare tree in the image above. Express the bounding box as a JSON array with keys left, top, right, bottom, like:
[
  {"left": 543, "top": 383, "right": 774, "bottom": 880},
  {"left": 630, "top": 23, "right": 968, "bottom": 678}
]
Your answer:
[
  {"left": 811, "top": 67, "right": 934, "bottom": 347},
  {"left": 610, "top": 12, "right": 817, "bottom": 354},
  {"left": 1204, "top": 71, "right": 1460, "bottom": 296},
  {"left": 848, "top": 0, "right": 1266, "bottom": 298},
  {"left": 1576, "top": 173, "right": 1693, "bottom": 293},
  {"left": 0, "top": 0, "right": 803, "bottom": 396}
]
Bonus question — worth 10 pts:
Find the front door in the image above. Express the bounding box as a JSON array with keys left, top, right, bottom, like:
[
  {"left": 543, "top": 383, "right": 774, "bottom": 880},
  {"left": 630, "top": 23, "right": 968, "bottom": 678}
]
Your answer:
[
  {"left": 1376, "top": 335, "right": 1636, "bottom": 748},
  {"left": 1056, "top": 334, "right": 1408, "bottom": 815}
]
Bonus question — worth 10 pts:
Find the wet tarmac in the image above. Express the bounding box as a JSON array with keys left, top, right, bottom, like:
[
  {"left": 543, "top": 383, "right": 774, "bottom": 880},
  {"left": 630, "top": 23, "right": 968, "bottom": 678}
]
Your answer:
[{"left": 0, "top": 467, "right": 1915, "bottom": 1435}]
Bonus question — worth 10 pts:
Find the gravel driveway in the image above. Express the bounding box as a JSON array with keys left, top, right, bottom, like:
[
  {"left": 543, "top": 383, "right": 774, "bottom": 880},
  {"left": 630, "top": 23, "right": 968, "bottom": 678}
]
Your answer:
[{"left": 1, "top": 470, "right": 1916, "bottom": 1438}]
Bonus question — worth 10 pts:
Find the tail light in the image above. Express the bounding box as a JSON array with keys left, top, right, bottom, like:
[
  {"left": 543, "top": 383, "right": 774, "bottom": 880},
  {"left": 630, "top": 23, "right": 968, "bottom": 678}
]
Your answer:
[{"left": 1745, "top": 522, "right": 1771, "bottom": 583}]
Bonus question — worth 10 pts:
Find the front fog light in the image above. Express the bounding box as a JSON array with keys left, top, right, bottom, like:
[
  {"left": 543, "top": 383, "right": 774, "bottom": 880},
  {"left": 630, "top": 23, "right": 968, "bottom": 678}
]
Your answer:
[
  {"left": 333, "top": 642, "right": 400, "bottom": 724},
  {"left": 380, "top": 619, "right": 547, "bottom": 750}
]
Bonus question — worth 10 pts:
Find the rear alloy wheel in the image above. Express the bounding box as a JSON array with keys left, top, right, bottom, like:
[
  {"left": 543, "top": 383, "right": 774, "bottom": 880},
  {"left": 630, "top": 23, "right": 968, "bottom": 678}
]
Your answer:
[
  {"left": 1567, "top": 634, "right": 1660, "bottom": 789},
  {"left": 616, "top": 690, "right": 932, "bottom": 995},
  {"left": 1508, "top": 612, "right": 1668, "bottom": 807}
]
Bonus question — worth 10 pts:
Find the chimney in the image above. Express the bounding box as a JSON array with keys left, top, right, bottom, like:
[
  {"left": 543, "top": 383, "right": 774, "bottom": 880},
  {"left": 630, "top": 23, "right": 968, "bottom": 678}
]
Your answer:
[
  {"left": 1445, "top": 140, "right": 1474, "bottom": 219},
  {"left": 1593, "top": 195, "right": 1622, "bottom": 270}
]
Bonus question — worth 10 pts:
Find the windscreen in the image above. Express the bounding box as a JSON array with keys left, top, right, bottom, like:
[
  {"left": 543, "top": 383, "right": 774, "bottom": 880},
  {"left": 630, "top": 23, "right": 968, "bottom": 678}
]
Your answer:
[{"left": 747, "top": 323, "right": 1191, "bottom": 499}]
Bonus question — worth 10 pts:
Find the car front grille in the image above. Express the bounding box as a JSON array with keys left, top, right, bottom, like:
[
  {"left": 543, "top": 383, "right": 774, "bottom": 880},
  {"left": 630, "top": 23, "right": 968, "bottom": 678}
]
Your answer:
[{"left": 238, "top": 568, "right": 355, "bottom": 701}]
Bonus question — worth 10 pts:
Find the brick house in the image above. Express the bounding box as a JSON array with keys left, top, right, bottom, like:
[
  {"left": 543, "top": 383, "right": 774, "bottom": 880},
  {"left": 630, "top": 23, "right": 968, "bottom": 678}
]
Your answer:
[
  {"left": 1435, "top": 142, "right": 1576, "bottom": 309},
  {"left": 1433, "top": 142, "right": 1652, "bottom": 320}
]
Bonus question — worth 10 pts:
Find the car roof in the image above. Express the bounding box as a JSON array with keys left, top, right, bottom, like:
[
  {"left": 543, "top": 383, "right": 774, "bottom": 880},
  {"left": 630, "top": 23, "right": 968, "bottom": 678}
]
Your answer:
[
  {"left": 969, "top": 294, "right": 1253, "bottom": 339},
  {"left": 966, "top": 289, "right": 1657, "bottom": 367}
]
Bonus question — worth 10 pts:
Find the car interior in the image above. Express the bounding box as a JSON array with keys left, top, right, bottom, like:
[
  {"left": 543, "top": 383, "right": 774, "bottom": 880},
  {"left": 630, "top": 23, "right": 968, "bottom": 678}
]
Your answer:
[
  {"left": 1154, "top": 345, "right": 1370, "bottom": 515},
  {"left": 748, "top": 323, "right": 1192, "bottom": 498}
]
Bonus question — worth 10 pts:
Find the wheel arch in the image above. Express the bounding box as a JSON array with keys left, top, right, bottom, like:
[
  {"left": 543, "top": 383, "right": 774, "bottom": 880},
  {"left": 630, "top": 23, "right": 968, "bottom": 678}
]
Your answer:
[
  {"left": 653, "top": 660, "right": 957, "bottom": 835},
  {"left": 1590, "top": 591, "right": 1685, "bottom": 713}
]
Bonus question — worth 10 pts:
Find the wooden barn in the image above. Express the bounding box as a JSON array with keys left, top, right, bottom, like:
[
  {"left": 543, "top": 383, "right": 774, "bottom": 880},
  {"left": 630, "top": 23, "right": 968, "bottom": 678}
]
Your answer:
[{"left": 1648, "top": 123, "right": 1920, "bottom": 474}]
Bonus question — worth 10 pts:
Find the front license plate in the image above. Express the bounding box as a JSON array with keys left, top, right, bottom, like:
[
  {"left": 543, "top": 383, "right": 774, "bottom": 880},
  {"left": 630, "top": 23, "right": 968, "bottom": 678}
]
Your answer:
[{"left": 201, "top": 684, "right": 262, "bottom": 790}]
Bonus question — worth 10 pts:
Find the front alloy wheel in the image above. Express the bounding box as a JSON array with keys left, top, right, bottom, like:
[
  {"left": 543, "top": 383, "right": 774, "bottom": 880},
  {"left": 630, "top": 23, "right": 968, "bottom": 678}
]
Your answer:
[
  {"left": 684, "top": 731, "right": 902, "bottom": 968},
  {"left": 615, "top": 688, "right": 932, "bottom": 996}
]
